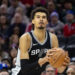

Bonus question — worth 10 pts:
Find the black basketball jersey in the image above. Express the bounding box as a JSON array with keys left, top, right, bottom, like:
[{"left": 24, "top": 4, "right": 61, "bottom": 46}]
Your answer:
[{"left": 27, "top": 30, "right": 52, "bottom": 75}]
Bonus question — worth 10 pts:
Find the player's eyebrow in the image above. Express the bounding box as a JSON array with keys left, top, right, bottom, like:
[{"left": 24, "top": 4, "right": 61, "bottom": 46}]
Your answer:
[
  {"left": 35, "top": 15, "right": 47, "bottom": 18},
  {"left": 35, "top": 14, "right": 41, "bottom": 16}
]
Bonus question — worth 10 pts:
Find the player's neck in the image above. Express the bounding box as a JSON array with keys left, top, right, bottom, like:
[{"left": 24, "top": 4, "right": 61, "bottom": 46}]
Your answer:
[{"left": 33, "top": 29, "right": 46, "bottom": 43}]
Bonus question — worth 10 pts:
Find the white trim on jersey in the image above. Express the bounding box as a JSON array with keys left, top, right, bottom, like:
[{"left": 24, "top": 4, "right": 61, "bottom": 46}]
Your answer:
[
  {"left": 49, "top": 33, "right": 52, "bottom": 48},
  {"left": 11, "top": 48, "right": 21, "bottom": 75},
  {"left": 28, "top": 32, "right": 32, "bottom": 53},
  {"left": 31, "top": 30, "right": 48, "bottom": 45}
]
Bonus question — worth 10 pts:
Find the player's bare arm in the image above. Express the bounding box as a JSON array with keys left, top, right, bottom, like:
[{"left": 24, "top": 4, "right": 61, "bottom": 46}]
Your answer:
[
  {"left": 50, "top": 33, "right": 59, "bottom": 48},
  {"left": 48, "top": 33, "right": 70, "bottom": 73},
  {"left": 19, "top": 33, "right": 31, "bottom": 59}
]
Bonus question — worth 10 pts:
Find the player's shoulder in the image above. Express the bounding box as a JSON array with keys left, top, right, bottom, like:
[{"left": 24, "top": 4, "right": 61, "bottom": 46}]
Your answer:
[
  {"left": 49, "top": 32, "right": 57, "bottom": 38},
  {"left": 19, "top": 32, "right": 31, "bottom": 41}
]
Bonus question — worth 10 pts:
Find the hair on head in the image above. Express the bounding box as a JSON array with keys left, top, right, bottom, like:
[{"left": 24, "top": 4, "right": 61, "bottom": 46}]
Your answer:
[{"left": 31, "top": 7, "right": 49, "bottom": 21}]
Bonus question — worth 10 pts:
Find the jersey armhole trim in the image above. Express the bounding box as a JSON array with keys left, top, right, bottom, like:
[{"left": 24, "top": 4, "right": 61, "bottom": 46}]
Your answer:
[
  {"left": 27, "top": 32, "right": 32, "bottom": 52},
  {"left": 49, "top": 33, "right": 52, "bottom": 48}
]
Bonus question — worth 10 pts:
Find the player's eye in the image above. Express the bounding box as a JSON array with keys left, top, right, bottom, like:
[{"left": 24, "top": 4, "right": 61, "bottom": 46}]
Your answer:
[
  {"left": 42, "top": 16, "right": 46, "bottom": 19},
  {"left": 36, "top": 15, "right": 40, "bottom": 18}
]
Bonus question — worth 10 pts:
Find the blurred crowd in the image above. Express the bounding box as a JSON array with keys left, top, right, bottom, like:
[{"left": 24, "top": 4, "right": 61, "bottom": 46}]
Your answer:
[{"left": 0, "top": 0, "right": 75, "bottom": 75}]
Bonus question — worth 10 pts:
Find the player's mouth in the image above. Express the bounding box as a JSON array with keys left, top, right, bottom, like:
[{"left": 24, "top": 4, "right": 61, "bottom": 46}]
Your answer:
[{"left": 39, "top": 22, "right": 44, "bottom": 25}]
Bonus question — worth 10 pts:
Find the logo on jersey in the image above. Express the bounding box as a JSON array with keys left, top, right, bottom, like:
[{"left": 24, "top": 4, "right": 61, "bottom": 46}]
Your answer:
[{"left": 31, "top": 49, "right": 49, "bottom": 56}]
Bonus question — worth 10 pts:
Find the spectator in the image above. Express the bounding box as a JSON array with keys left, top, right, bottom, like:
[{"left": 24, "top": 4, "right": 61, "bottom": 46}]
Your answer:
[
  {"left": 7, "top": 0, "right": 26, "bottom": 20},
  {"left": 10, "top": 47, "right": 18, "bottom": 59},
  {"left": 63, "top": 10, "right": 75, "bottom": 37},
  {"left": 68, "top": 62, "right": 75, "bottom": 70},
  {"left": 7, "top": 13, "right": 26, "bottom": 37},
  {"left": 47, "top": 1, "right": 56, "bottom": 16},
  {"left": 63, "top": 1, "right": 75, "bottom": 14},
  {"left": 0, "top": 63, "right": 8, "bottom": 71},
  {"left": 1, "top": 58, "right": 11, "bottom": 70},
  {"left": 45, "top": 64, "right": 56, "bottom": 75},
  {"left": 0, "top": 33, "right": 8, "bottom": 51},
  {"left": 62, "top": 1, "right": 75, "bottom": 22},
  {"left": 0, "top": 4, "right": 10, "bottom": 21},
  {"left": 0, "top": 4, "right": 8, "bottom": 15},
  {"left": 11, "top": 6, "right": 30, "bottom": 25},
  {"left": 48, "top": 12, "right": 64, "bottom": 35},
  {"left": 9, "top": 34, "right": 19, "bottom": 49},
  {"left": 1, "top": 51, "right": 9, "bottom": 60},
  {"left": 66, "top": 68, "right": 75, "bottom": 75},
  {"left": 0, "top": 70, "right": 9, "bottom": 75},
  {"left": 0, "top": 15, "right": 9, "bottom": 38},
  {"left": 65, "top": 10, "right": 74, "bottom": 24},
  {"left": 1, "top": 0, "right": 9, "bottom": 6},
  {"left": 26, "top": 0, "right": 43, "bottom": 18},
  {"left": 9, "top": 47, "right": 18, "bottom": 69},
  {"left": 41, "top": 71, "right": 46, "bottom": 75}
]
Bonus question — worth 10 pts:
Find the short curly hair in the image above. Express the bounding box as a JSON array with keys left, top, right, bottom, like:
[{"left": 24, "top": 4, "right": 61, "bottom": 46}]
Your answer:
[{"left": 31, "top": 7, "right": 49, "bottom": 21}]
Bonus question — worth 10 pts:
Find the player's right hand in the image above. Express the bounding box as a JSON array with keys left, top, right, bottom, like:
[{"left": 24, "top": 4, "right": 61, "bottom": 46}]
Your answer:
[
  {"left": 46, "top": 48, "right": 60, "bottom": 62},
  {"left": 38, "top": 48, "right": 60, "bottom": 66}
]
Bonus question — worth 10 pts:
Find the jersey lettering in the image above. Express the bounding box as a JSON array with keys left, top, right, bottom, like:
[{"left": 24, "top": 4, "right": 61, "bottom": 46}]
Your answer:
[
  {"left": 31, "top": 49, "right": 40, "bottom": 55},
  {"left": 31, "top": 49, "right": 49, "bottom": 55}
]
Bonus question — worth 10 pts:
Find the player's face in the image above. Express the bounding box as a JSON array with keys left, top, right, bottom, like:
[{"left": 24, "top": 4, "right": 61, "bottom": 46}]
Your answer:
[{"left": 32, "top": 12, "right": 48, "bottom": 30}]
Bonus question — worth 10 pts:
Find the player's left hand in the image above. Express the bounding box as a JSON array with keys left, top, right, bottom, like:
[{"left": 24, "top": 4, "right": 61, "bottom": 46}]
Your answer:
[
  {"left": 62, "top": 52, "right": 70, "bottom": 67},
  {"left": 57, "top": 51, "right": 70, "bottom": 73}
]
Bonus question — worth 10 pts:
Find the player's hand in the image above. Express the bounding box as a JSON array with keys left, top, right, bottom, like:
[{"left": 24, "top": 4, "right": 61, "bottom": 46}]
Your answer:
[
  {"left": 38, "top": 48, "right": 59, "bottom": 66},
  {"left": 46, "top": 48, "right": 60, "bottom": 62},
  {"left": 57, "top": 52, "right": 70, "bottom": 73},
  {"left": 62, "top": 52, "right": 70, "bottom": 67}
]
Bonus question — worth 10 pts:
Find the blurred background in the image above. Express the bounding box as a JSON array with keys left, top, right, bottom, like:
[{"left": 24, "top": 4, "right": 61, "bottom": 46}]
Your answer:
[{"left": 0, "top": 0, "right": 75, "bottom": 75}]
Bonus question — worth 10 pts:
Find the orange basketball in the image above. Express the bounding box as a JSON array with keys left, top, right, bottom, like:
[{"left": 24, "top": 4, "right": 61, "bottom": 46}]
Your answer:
[{"left": 49, "top": 48, "right": 68, "bottom": 68}]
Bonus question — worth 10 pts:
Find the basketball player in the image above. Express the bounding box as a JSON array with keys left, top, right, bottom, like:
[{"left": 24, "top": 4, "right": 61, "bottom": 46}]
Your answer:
[{"left": 13, "top": 7, "right": 70, "bottom": 75}]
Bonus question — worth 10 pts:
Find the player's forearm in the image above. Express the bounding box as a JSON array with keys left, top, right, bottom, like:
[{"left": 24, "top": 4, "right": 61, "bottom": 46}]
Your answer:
[
  {"left": 21, "top": 57, "right": 48, "bottom": 74},
  {"left": 21, "top": 59, "right": 41, "bottom": 74},
  {"left": 38, "top": 57, "right": 48, "bottom": 66}
]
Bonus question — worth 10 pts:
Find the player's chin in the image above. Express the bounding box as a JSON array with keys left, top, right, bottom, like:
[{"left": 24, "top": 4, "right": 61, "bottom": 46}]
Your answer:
[{"left": 38, "top": 26, "right": 45, "bottom": 29}]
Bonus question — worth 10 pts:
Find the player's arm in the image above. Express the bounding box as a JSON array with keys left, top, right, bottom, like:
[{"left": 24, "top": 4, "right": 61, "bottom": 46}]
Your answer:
[
  {"left": 19, "top": 33, "right": 49, "bottom": 74},
  {"left": 19, "top": 33, "right": 40, "bottom": 74},
  {"left": 50, "top": 33, "right": 70, "bottom": 73},
  {"left": 19, "top": 33, "right": 30, "bottom": 60},
  {"left": 50, "top": 33, "right": 59, "bottom": 48}
]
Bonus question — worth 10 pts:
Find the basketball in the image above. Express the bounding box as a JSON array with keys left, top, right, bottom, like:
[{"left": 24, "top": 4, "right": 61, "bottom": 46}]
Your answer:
[{"left": 49, "top": 48, "right": 69, "bottom": 68}]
